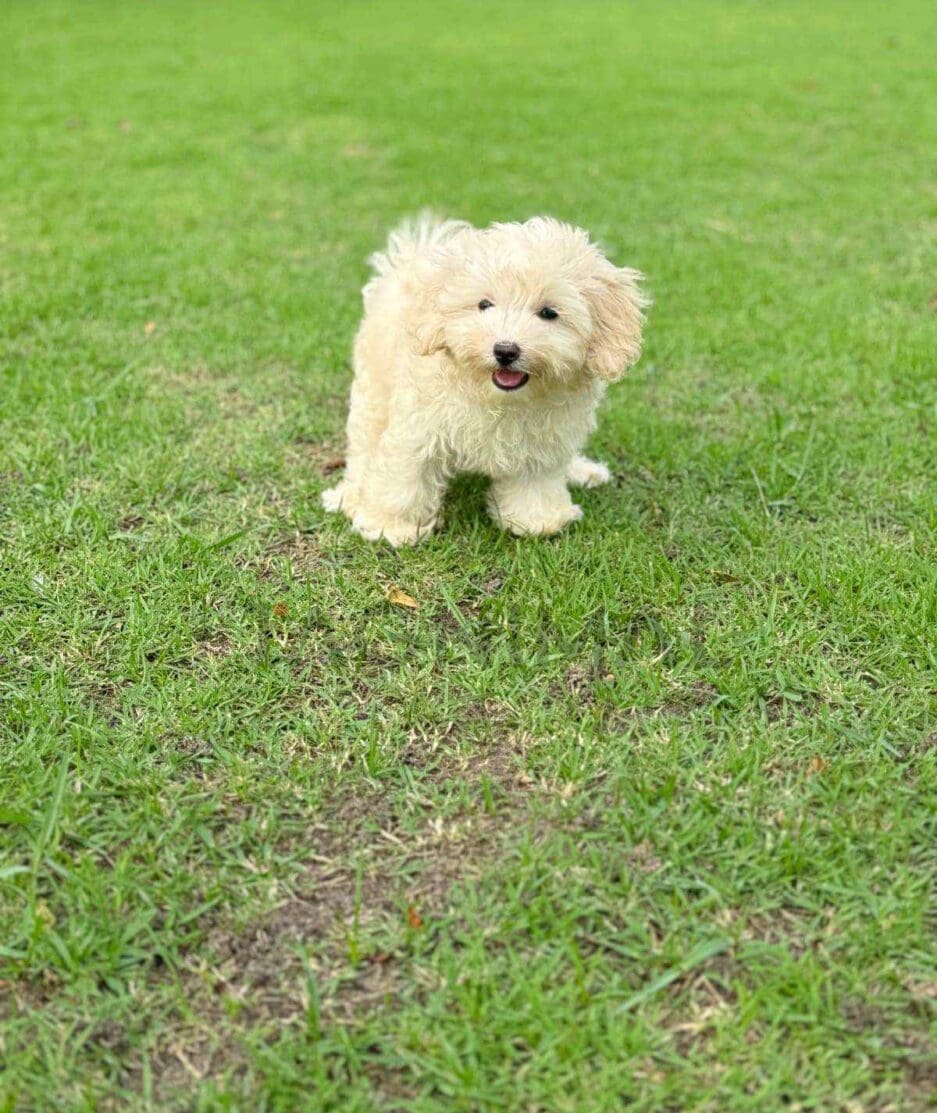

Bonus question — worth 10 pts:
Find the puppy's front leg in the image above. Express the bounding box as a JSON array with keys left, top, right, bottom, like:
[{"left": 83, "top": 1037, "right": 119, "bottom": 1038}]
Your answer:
[
  {"left": 488, "top": 468, "right": 583, "bottom": 537},
  {"left": 352, "top": 431, "right": 446, "bottom": 547}
]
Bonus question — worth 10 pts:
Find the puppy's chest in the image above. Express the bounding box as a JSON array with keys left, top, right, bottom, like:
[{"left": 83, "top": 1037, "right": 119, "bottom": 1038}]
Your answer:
[{"left": 434, "top": 391, "right": 598, "bottom": 477}]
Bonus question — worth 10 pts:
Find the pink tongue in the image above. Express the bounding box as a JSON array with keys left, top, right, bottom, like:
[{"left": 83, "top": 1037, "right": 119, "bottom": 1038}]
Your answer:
[{"left": 494, "top": 368, "right": 526, "bottom": 388}]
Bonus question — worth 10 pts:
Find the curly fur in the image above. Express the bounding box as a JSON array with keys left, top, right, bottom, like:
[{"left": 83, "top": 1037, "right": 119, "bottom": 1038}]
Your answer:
[{"left": 322, "top": 214, "right": 649, "bottom": 545}]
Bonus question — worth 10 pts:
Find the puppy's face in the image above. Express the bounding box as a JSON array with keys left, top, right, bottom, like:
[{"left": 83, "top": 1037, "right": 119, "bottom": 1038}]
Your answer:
[{"left": 414, "top": 218, "right": 647, "bottom": 395}]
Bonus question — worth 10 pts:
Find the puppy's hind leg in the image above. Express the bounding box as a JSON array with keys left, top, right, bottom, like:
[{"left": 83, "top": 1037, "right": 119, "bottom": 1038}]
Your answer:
[
  {"left": 322, "top": 370, "right": 387, "bottom": 518},
  {"left": 321, "top": 481, "right": 352, "bottom": 513},
  {"left": 566, "top": 455, "right": 612, "bottom": 489}
]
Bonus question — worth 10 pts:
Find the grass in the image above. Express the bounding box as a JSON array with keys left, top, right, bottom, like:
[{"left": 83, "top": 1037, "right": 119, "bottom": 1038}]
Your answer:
[{"left": 1, "top": 0, "right": 936, "bottom": 1109}]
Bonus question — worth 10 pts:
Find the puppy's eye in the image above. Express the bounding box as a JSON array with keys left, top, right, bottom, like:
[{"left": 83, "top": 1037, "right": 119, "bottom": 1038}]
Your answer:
[
  {"left": 537, "top": 306, "right": 559, "bottom": 320},
  {"left": 478, "top": 299, "right": 494, "bottom": 311}
]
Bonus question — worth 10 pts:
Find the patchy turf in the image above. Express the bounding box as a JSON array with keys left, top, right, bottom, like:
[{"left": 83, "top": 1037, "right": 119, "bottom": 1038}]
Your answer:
[{"left": 1, "top": 0, "right": 936, "bottom": 1109}]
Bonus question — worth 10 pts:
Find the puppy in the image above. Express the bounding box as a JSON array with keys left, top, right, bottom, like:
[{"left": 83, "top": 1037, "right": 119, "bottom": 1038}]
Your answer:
[{"left": 322, "top": 215, "right": 648, "bottom": 546}]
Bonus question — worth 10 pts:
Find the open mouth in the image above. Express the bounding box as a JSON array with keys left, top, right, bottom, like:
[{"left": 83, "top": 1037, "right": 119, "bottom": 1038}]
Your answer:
[{"left": 492, "top": 368, "right": 530, "bottom": 391}]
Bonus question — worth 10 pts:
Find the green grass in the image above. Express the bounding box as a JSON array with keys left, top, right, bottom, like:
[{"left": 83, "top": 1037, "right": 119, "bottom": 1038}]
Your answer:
[{"left": 1, "top": 1, "right": 936, "bottom": 1109}]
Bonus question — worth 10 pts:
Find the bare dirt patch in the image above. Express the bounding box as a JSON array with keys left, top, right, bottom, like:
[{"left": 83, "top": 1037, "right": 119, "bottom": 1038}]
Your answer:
[
  {"left": 397, "top": 703, "right": 527, "bottom": 776},
  {"left": 841, "top": 996, "right": 937, "bottom": 1099},
  {"left": 240, "top": 529, "right": 327, "bottom": 581},
  {"left": 567, "top": 674, "right": 721, "bottom": 734},
  {"left": 284, "top": 435, "right": 346, "bottom": 476},
  {"left": 198, "top": 634, "right": 233, "bottom": 659},
  {"left": 139, "top": 738, "right": 542, "bottom": 1100}
]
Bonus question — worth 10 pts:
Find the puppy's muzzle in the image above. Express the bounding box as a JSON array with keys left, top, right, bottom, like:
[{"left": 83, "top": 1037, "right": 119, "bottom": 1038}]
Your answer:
[
  {"left": 493, "top": 341, "right": 521, "bottom": 367},
  {"left": 492, "top": 341, "right": 529, "bottom": 391}
]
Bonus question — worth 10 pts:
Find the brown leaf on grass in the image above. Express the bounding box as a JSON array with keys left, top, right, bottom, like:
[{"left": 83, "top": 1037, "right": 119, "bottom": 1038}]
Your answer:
[
  {"left": 144, "top": 321, "right": 156, "bottom": 335},
  {"left": 711, "top": 570, "right": 742, "bottom": 584},
  {"left": 386, "top": 585, "right": 419, "bottom": 610},
  {"left": 806, "top": 756, "right": 827, "bottom": 776},
  {"left": 322, "top": 457, "right": 346, "bottom": 474},
  {"left": 905, "top": 979, "right": 937, "bottom": 1000},
  {"left": 272, "top": 602, "right": 289, "bottom": 619},
  {"left": 405, "top": 906, "right": 423, "bottom": 930}
]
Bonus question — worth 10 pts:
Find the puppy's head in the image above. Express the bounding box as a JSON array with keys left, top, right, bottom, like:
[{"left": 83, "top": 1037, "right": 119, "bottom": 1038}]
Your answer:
[{"left": 412, "top": 218, "right": 648, "bottom": 394}]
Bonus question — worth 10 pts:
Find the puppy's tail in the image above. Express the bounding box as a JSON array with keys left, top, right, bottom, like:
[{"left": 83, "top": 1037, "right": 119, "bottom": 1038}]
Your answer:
[{"left": 367, "top": 211, "right": 470, "bottom": 276}]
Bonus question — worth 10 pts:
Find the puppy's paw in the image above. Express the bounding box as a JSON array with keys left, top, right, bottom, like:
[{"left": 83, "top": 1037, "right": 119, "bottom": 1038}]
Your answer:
[
  {"left": 351, "top": 512, "right": 437, "bottom": 548},
  {"left": 509, "top": 503, "right": 583, "bottom": 537},
  {"left": 491, "top": 500, "right": 583, "bottom": 537},
  {"left": 321, "top": 483, "right": 347, "bottom": 513},
  {"left": 566, "top": 456, "right": 612, "bottom": 488}
]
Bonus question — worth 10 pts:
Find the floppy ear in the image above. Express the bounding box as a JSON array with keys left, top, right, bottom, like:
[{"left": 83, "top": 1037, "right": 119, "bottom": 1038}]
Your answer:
[{"left": 586, "top": 261, "right": 649, "bottom": 382}]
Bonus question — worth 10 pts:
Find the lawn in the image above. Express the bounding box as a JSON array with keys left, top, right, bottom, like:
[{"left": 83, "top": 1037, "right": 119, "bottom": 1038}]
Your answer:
[{"left": 1, "top": 1, "right": 936, "bottom": 1109}]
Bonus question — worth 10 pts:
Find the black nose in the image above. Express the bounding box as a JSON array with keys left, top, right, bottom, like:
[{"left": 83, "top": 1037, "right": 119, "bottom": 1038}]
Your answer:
[{"left": 493, "top": 341, "right": 521, "bottom": 366}]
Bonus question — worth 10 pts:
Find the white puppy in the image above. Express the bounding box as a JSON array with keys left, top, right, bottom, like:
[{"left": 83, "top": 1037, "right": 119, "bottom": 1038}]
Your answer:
[{"left": 322, "top": 215, "right": 648, "bottom": 546}]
